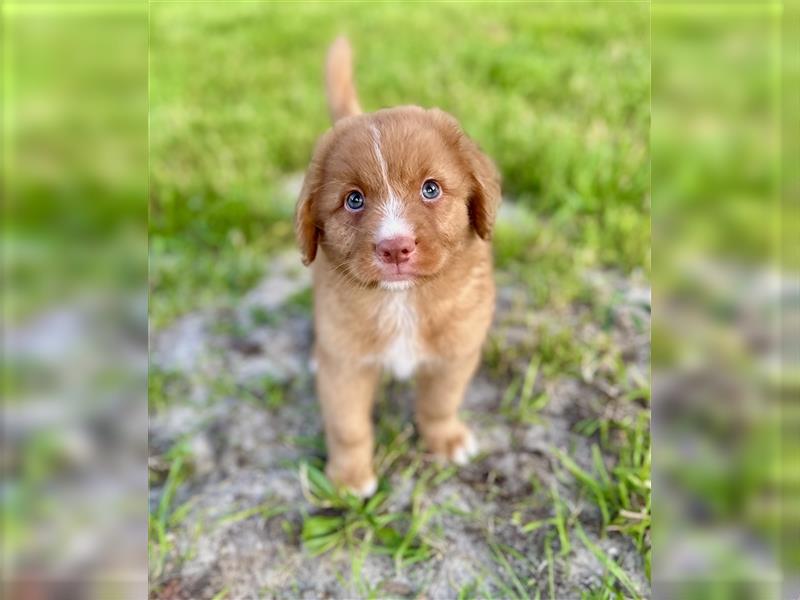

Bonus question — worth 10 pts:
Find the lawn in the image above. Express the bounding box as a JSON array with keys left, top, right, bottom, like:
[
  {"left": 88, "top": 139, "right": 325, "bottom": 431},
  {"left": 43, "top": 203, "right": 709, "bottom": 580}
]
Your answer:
[
  {"left": 149, "top": 1, "right": 649, "bottom": 328},
  {"left": 149, "top": 2, "right": 651, "bottom": 598}
]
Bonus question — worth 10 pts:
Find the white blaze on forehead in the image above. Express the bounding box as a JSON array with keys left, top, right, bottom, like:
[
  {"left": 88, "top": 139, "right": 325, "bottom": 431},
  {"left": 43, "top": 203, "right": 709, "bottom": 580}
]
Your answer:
[{"left": 370, "top": 124, "right": 413, "bottom": 242}]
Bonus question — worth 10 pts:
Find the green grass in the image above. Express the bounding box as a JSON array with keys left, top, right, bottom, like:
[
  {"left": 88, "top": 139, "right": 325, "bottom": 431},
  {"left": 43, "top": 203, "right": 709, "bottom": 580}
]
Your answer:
[
  {"left": 487, "top": 539, "right": 535, "bottom": 599},
  {"left": 148, "top": 367, "right": 191, "bottom": 414},
  {"left": 147, "top": 3, "right": 651, "bottom": 596},
  {"left": 148, "top": 373, "right": 652, "bottom": 597},
  {"left": 299, "top": 463, "right": 435, "bottom": 571},
  {"left": 576, "top": 523, "right": 642, "bottom": 599},
  {"left": 148, "top": 441, "right": 193, "bottom": 580},
  {"left": 295, "top": 399, "right": 442, "bottom": 578},
  {"left": 216, "top": 500, "right": 290, "bottom": 528},
  {"left": 149, "top": 2, "right": 649, "bottom": 327}
]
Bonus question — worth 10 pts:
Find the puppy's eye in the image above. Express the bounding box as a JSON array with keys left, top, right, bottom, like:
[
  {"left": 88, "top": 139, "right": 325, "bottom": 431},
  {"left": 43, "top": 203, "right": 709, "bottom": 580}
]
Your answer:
[
  {"left": 421, "top": 179, "right": 441, "bottom": 201},
  {"left": 344, "top": 190, "right": 365, "bottom": 212}
]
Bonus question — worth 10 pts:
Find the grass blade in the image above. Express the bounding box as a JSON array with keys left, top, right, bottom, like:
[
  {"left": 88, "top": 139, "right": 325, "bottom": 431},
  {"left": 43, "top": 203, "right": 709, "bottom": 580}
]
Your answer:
[
  {"left": 544, "top": 532, "right": 556, "bottom": 600},
  {"left": 488, "top": 539, "right": 530, "bottom": 600},
  {"left": 550, "top": 484, "right": 570, "bottom": 556},
  {"left": 575, "top": 523, "right": 641, "bottom": 599},
  {"left": 555, "top": 448, "right": 610, "bottom": 531}
]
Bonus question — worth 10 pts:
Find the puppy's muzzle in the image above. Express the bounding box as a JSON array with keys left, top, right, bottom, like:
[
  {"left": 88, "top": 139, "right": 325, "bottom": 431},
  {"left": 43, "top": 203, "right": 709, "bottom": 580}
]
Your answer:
[{"left": 376, "top": 236, "right": 416, "bottom": 265}]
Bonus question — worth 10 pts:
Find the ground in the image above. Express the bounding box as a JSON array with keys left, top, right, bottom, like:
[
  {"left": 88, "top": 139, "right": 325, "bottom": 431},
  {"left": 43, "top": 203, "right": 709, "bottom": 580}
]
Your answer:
[{"left": 148, "top": 199, "right": 651, "bottom": 600}]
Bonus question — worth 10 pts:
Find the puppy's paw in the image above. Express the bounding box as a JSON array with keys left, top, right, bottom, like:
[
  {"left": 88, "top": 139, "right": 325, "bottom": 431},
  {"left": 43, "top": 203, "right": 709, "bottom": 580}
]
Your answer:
[
  {"left": 325, "top": 464, "right": 378, "bottom": 498},
  {"left": 349, "top": 475, "right": 378, "bottom": 498},
  {"left": 451, "top": 430, "right": 479, "bottom": 465},
  {"left": 423, "top": 422, "right": 479, "bottom": 465}
]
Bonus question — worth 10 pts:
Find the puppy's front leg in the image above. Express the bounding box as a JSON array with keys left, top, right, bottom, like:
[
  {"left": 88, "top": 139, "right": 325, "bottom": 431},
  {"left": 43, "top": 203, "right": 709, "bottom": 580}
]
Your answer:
[
  {"left": 317, "top": 355, "right": 380, "bottom": 496},
  {"left": 415, "top": 352, "right": 480, "bottom": 464}
]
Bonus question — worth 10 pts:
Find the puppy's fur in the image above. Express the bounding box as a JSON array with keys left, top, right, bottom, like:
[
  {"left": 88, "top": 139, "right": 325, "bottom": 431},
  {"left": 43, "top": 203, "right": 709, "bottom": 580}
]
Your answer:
[{"left": 296, "top": 37, "right": 501, "bottom": 496}]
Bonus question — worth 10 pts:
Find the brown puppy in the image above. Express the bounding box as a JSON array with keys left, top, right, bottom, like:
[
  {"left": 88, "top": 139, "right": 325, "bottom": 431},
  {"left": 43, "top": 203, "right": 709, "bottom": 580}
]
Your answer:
[{"left": 296, "top": 37, "right": 501, "bottom": 496}]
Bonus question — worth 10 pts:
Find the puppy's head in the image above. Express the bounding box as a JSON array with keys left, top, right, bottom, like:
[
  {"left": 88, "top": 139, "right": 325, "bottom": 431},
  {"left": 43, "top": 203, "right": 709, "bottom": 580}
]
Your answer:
[{"left": 295, "top": 107, "right": 500, "bottom": 289}]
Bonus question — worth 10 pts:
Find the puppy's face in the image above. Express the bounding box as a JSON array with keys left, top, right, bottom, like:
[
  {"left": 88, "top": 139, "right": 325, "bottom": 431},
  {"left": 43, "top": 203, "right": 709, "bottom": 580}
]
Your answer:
[{"left": 296, "top": 107, "right": 500, "bottom": 289}]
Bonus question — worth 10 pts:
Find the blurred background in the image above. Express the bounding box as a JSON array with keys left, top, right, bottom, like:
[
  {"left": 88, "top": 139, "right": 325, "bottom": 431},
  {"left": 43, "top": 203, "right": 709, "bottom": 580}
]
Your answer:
[
  {"left": 148, "top": 2, "right": 650, "bottom": 328},
  {"left": 652, "top": 2, "right": 795, "bottom": 598},
  {"left": 1, "top": 0, "right": 793, "bottom": 599},
  {"left": 3, "top": 1, "right": 148, "bottom": 599}
]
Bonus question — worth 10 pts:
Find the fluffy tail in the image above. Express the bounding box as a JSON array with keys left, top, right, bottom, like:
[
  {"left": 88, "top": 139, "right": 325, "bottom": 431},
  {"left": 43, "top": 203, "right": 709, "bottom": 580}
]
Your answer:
[{"left": 326, "top": 36, "right": 361, "bottom": 123}]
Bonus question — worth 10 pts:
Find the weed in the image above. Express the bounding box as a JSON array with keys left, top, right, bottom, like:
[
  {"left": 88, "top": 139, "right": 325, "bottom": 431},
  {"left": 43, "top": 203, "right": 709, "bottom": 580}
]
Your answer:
[
  {"left": 556, "top": 426, "right": 650, "bottom": 550},
  {"left": 457, "top": 579, "right": 480, "bottom": 600},
  {"left": 501, "top": 355, "right": 550, "bottom": 425},
  {"left": 298, "top": 463, "right": 435, "bottom": 569},
  {"left": 210, "top": 588, "right": 229, "bottom": 600},
  {"left": 149, "top": 441, "right": 193, "bottom": 579},
  {"left": 544, "top": 532, "right": 556, "bottom": 600},
  {"left": 575, "top": 523, "right": 642, "bottom": 599},
  {"left": 148, "top": 367, "right": 191, "bottom": 414},
  {"left": 249, "top": 376, "right": 288, "bottom": 410},
  {"left": 488, "top": 539, "right": 535, "bottom": 599},
  {"left": 554, "top": 411, "right": 651, "bottom": 582},
  {"left": 217, "top": 500, "right": 290, "bottom": 527},
  {"left": 249, "top": 305, "right": 278, "bottom": 326}
]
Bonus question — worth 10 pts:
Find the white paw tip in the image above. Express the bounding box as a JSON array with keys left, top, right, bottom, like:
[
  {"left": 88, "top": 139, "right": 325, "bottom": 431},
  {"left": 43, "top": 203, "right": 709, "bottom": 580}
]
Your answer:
[
  {"left": 351, "top": 476, "right": 378, "bottom": 498},
  {"left": 452, "top": 447, "right": 469, "bottom": 466},
  {"left": 465, "top": 432, "right": 478, "bottom": 456},
  {"left": 452, "top": 432, "right": 478, "bottom": 465}
]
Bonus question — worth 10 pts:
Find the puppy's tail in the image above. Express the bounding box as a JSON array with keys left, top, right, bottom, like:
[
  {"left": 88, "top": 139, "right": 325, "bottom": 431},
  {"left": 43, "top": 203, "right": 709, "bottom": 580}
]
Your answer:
[{"left": 326, "top": 36, "right": 362, "bottom": 123}]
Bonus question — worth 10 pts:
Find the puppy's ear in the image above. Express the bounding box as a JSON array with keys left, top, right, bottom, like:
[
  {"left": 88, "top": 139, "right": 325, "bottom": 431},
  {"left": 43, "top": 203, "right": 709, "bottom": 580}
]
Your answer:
[
  {"left": 295, "top": 132, "right": 334, "bottom": 266},
  {"left": 295, "top": 187, "right": 318, "bottom": 266},
  {"left": 429, "top": 109, "right": 501, "bottom": 240},
  {"left": 464, "top": 141, "right": 502, "bottom": 240}
]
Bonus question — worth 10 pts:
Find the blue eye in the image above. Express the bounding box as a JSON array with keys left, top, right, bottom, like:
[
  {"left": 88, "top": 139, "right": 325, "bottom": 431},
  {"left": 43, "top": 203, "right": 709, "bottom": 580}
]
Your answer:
[
  {"left": 421, "top": 179, "right": 441, "bottom": 201},
  {"left": 345, "top": 190, "right": 365, "bottom": 212}
]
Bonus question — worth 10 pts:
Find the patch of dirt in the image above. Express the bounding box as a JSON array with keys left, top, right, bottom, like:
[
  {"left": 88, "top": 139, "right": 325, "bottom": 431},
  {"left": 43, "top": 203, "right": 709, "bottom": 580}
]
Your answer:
[{"left": 149, "top": 252, "right": 651, "bottom": 599}]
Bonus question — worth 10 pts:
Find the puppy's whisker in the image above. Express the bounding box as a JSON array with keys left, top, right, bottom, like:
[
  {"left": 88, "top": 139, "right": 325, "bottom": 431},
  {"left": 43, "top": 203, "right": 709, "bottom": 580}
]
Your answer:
[
  {"left": 328, "top": 260, "right": 370, "bottom": 291},
  {"left": 339, "top": 222, "right": 373, "bottom": 235},
  {"left": 337, "top": 269, "right": 368, "bottom": 292}
]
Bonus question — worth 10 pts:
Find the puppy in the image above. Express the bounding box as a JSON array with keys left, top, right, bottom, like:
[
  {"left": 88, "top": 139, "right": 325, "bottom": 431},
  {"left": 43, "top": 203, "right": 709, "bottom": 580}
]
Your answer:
[{"left": 295, "top": 37, "right": 501, "bottom": 496}]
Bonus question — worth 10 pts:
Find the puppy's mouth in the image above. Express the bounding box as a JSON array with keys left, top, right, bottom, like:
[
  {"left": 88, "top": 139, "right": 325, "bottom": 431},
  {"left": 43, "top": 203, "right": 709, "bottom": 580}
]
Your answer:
[
  {"left": 350, "top": 247, "right": 444, "bottom": 289},
  {"left": 365, "top": 250, "right": 446, "bottom": 290},
  {"left": 379, "top": 264, "right": 417, "bottom": 281},
  {"left": 376, "top": 264, "right": 419, "bottom": 288},
  {"left": 366, "top": 257, "right": 422, "bottom": 290}
]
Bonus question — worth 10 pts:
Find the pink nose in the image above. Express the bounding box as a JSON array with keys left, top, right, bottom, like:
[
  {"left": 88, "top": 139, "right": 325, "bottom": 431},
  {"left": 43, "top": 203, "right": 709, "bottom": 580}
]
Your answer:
[{"left": 376, "top": 236, "right": 416, "bottom": 265}]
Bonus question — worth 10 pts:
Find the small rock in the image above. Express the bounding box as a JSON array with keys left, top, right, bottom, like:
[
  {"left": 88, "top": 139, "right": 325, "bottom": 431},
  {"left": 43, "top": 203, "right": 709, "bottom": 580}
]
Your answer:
[{"left": 188, "top": 433, "right": 215, "bottom": 476}]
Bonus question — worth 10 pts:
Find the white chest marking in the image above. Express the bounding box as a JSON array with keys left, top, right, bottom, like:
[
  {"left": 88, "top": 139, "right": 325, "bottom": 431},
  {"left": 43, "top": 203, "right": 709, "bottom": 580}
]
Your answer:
[{"left": 374, "top": 291, "right": 421, "bottom": 380}]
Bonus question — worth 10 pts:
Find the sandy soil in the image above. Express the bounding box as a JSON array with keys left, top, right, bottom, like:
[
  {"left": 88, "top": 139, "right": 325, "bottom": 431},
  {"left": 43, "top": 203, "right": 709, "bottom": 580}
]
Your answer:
[{"left": 149, "top": 251, "right": 650, "bottom": 599}]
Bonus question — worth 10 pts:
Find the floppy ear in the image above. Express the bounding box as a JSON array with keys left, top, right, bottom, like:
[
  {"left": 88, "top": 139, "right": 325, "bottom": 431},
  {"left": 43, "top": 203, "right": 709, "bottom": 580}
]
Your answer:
[
  {"left": 429, "top": 109, "right": 501, "bottom": 240},
  {"left": 295, "top": 132, "right": 334, "bottom": 266},
  {"left": 295, "top": 188, "right": 318, "bottom": 266},
  {"left": 464, "top": 141, "right": 502, "bottom": 240}
]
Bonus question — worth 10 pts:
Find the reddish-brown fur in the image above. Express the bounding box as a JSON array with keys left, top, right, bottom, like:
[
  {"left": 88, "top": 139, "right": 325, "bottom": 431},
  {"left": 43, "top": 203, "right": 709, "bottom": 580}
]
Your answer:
[{"left": 295, "top": 37, "right": 501, "bottom": 495}]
